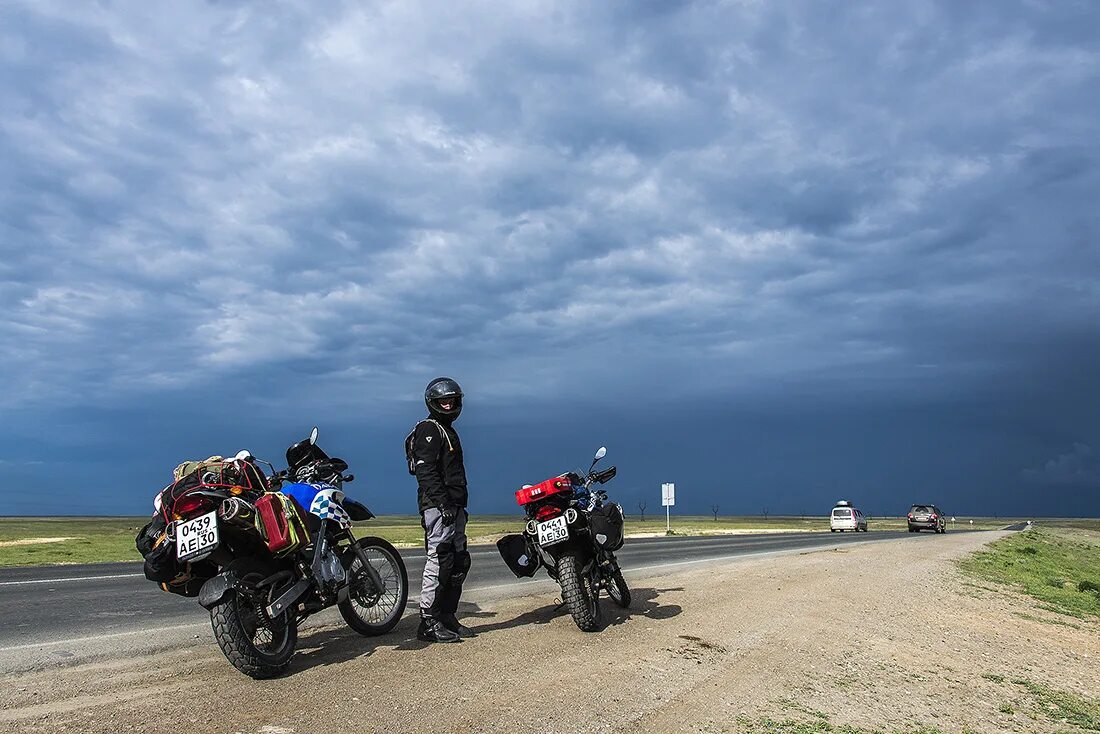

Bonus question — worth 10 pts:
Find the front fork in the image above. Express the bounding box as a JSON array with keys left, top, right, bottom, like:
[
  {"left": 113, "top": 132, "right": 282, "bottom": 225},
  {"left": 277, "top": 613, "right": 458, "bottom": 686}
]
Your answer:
[
  {"left": 342, "top": 528, "right": 386, "bottom": 596},
  {"left": 266, "top": 521, "right": 386, "bottom": 618}
]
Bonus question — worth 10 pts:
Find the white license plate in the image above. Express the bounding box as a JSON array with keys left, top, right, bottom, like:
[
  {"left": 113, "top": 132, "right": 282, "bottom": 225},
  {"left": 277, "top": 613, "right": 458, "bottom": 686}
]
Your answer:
[
  {"left": 536, "top": 516, "right": 569, "bottom": 547},
  {"left": 176, "top": 510, "right": 219, "bottom": 561}
]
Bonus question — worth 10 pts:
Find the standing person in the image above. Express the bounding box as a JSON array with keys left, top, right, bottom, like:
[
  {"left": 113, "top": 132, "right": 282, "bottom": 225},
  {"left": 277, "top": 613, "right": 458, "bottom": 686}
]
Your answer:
[{"left": 408, "top": 377, "right": 474, "bottom": 643}]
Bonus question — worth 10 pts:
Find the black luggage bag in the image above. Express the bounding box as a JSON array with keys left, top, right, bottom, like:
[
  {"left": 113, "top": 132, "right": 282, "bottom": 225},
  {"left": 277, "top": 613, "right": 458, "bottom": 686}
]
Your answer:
[
  {"left": 588, "top": 502, "right": 625, "bottom": 551},
  {"left": 496, "top": 533, "right": 540, "bottom": 577}
]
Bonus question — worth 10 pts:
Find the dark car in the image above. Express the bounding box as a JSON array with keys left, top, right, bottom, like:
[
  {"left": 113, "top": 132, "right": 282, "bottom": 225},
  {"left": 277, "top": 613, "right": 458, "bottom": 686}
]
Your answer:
[{"left": 908, "top": 504, "right": 946, "bottom": 533}]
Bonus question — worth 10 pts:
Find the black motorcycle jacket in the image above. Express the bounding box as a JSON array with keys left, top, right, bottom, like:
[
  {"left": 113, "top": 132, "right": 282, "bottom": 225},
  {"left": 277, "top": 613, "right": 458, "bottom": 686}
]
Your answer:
[{"left": 412, "top": 418, "right": 468, "bottom": 513}]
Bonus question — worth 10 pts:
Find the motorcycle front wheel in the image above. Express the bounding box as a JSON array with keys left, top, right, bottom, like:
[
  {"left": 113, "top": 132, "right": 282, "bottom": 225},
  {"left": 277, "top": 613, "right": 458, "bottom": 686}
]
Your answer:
[
  {"left": 558, "top": 549, "right": 601, "bottom": 632},
  {"left": 210, "top": 573, "right": 297, "bottom": 679},
  {"left": 338, "top": 536, "right": 409, "bottom": 636},
  {"left": 606, "top": 567, "right": 631, "bottom": 608}
]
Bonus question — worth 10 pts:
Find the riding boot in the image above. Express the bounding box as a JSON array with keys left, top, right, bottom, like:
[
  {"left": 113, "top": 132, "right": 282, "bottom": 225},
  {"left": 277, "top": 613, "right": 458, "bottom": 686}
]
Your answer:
[
  {"left": 439, "top": 582, "right": 475, "bottom": 637},
  {"left": 417, "top": 613, "right": 460, "bottom": 643},
  {"left": 439, "top": 612, "right": 476, "bottom": 638}
]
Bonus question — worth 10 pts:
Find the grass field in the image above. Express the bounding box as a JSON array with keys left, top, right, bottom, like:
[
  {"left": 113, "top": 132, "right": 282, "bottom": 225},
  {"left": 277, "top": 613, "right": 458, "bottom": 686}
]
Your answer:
[
  {"left": 0, "top": 514, "right": 1078, "bottom": 567},
  {"left": 959, "top": 524, "right": 1100, "bottom": 620}
]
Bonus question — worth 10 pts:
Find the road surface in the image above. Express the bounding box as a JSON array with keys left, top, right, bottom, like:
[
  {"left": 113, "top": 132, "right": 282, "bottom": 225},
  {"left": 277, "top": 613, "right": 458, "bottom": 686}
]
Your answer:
[{"left": 0, "top": 529, "right": 965, "bottom": 671}]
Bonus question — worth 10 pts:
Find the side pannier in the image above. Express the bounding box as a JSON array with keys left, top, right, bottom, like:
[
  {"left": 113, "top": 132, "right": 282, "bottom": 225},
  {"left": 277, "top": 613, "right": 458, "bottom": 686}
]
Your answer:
[
  {"left": 256, "top": 492, "right": 309, "bottom": 556},
  {"left": 136, "top": 518, "right": 216, "bottom": 597},
  {"left": 588, "top": 502, "right": 625, "bottom": 551},
  {"left": 496, "top": 533, "right": 539, "bottom": 578}
]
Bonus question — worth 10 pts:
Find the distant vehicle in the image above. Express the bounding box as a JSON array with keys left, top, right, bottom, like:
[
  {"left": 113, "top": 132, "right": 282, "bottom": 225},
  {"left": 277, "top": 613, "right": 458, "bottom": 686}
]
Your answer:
[
  {"left": 830, "top": 501, "right": 867, "bottom": 532},
  {"left": 907, "top": 504, "right": 946, "bottom": 533}
]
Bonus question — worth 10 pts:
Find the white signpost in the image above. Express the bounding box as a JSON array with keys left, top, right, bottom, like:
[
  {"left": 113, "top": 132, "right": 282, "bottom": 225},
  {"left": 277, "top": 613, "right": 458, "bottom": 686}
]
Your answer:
[{"left": 661, "top": 482, "right": 676, "bottom": 533}]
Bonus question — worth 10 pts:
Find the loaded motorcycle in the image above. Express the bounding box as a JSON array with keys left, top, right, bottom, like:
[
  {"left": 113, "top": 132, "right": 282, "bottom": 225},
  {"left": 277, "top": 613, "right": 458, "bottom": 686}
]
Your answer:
[
  {"left": 137, "top": 427, "right": 408, "bottom": 678},
  {"left": 496, "top": 446, "right": 629, "bottom": 631}
]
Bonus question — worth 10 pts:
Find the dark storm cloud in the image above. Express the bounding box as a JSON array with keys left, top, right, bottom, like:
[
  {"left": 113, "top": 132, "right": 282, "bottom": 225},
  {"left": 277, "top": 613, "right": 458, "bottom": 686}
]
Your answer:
[
  {"left": 1024, "top": 444, "right": 1100, "bottom": 486},
  {"left": 0, "top": 1, "right": 1098, "bottom": 515}
]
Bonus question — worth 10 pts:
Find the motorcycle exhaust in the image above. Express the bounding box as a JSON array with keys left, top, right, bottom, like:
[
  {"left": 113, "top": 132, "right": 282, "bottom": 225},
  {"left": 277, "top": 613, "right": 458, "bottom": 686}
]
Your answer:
[{"left": 219, "top": 497, "right": 257, "bottom": 527}]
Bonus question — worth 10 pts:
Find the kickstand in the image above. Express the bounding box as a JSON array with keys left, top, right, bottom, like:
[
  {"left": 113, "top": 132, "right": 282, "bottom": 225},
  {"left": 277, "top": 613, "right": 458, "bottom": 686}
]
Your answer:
[{"left": 553, "top": 598, "right": 566, "bottom": 611}]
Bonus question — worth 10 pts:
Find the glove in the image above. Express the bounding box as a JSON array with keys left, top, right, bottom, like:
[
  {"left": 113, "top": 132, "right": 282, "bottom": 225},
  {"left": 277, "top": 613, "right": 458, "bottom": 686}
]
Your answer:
[{"left": 439, "top": 505, "right": 457, "bottom": 527}]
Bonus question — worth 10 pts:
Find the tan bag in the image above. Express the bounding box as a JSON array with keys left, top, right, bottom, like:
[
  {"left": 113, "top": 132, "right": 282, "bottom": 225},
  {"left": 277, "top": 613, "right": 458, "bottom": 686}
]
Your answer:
[{"left": 172, "top": 456, "right": 225, "bottom": 482}]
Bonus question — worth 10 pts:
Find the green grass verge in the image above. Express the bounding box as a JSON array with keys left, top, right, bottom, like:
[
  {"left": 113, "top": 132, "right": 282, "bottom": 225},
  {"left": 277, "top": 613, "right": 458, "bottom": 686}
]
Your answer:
[
  {"left": 1046, "top": 518, "right": 1100, "bottom": 532},
  {"left": 1010, "top": 678, "right": 1100, "bottom": 731},
  {"left": 0, "top": 517, "right": 150, "bottom": 567},
  {"left": 0, "top": 515, "right": 526, "bottom": 566},
  {"left": 982, "top": 674, "right": 1100, "bottom": 731},
  {"left": 735, "top": 715, "right": 950, "bottom": 733},
  {"left": 958, "top": 525, "right": 1100, "bottom": 620},
  {"left": 745, "top": 676, "right": 1100, "bottom": 734}
]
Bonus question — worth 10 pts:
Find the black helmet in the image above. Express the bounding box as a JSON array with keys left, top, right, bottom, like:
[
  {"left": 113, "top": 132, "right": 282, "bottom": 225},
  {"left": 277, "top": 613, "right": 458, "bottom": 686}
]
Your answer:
[{"left": 425, "top": 377, "right": 463, "bottom": 420}]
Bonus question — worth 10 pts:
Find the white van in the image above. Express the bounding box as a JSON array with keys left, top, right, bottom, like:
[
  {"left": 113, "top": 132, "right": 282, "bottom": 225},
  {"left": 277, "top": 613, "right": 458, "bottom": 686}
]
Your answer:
[{"left": 830, "top": 501, "right": 867, "bottom": 532}]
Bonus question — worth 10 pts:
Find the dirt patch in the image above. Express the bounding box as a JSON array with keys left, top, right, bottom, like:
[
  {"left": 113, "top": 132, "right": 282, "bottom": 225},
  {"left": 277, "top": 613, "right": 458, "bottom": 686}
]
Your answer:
[
  {"left": 1, "top": 532, "right": 1097, "bottom": 733},
  {"left": 0, "top": 537, "right": 79, "bottom": 548}
]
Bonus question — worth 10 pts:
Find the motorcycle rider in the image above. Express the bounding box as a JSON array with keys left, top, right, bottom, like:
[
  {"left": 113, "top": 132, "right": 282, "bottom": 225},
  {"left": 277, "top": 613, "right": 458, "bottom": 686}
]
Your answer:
[{"left": 410, "top": 377, "right": 474, "bottom": 643}]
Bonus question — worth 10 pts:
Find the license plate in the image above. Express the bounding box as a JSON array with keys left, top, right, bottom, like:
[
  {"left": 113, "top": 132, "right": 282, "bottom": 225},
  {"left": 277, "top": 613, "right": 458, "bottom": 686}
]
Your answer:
[
  {"left": 536, "top": 516, "right": 569, "bottom": 547},
  {"left": 176, "top": 511, "right": 219, "bottom": 561}
]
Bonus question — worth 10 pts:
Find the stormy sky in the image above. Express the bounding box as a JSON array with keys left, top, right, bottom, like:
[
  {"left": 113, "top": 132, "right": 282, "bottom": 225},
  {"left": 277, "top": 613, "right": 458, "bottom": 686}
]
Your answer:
[{"left": 1, "top": 1, "right": 1098, "bottom": 518}]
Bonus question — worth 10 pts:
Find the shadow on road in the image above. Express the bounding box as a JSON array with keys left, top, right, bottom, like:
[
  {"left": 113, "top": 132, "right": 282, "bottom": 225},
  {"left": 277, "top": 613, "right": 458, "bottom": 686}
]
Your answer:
[
  {"left": 603, "top": 586, "right": 684, "bottom": 626},
  {"left": 467, "top": 584, "right": 684, "bottom": 636},
  {"left": 290, "top": 619, "right": 409, "bottom": 670},
  {"left": 269, "top": 586, "right": 685, "bottom": 674}
]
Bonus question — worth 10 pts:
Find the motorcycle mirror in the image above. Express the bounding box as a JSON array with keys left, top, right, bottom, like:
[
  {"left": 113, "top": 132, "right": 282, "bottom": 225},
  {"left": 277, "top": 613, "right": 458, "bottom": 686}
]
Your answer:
[
  {"left": 309, "top": 426, "right": 319, "bottom": 445},
  {"left": 587, "top": 446, "right": 608, "bottom": 475},
  {"left": 343, "top": 474, "right": 355, "bottom": 483}
]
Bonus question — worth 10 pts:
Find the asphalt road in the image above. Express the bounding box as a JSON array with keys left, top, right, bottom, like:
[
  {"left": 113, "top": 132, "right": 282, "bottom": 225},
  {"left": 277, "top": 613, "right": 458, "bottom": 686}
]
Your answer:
[{"left": 0, "top": 529, "right": 971, "bottom": 670}]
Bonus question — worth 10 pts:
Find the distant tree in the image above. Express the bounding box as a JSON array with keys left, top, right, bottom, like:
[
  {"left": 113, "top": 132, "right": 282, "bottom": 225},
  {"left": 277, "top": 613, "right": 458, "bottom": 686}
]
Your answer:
[
  {"left": 638, "top": 501, "right": 647, "bottom": 522},
  {"left": 711, "top": 504, "right": 720, "bottom": 521},
  {"left": 762, "top": 507, "right": 770, "bottom": 521}
]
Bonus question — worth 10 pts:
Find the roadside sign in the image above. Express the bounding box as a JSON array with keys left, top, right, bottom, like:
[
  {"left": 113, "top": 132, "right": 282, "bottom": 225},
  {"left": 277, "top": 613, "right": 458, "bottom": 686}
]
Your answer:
[{"left": 661, "top": 482, "right": 675, "bottom": 534}]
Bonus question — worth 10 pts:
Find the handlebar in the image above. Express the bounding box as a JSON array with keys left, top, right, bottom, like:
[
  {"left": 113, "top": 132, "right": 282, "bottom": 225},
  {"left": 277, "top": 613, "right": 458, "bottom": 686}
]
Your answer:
[{"left": 267, "top": 460, "right": 354, "bottom": 488}]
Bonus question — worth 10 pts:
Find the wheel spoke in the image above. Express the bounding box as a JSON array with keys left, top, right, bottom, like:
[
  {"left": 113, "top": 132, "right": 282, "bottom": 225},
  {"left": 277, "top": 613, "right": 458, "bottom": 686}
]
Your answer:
[{"left": 345, "top": 547, "right": 406, "bottom": 626}]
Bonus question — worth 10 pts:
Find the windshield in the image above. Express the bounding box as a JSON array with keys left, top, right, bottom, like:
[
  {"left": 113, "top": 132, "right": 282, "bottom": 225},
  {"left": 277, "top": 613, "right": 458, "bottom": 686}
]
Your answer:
[
  {"left": 911, "top": 506, "right": 932, "bottom": 514},
  {"left": 832, "top": 509, "right": 852, "bottom": 517}
]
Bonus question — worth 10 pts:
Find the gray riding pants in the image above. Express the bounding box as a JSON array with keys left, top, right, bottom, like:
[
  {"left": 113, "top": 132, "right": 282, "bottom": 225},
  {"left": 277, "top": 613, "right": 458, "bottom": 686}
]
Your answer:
[{"left": 420, "top": 507, "right": 470, "bottom": 615}]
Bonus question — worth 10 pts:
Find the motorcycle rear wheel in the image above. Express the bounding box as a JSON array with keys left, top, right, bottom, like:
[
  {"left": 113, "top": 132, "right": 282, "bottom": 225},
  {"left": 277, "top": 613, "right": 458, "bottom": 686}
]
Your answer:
[
  {"left": 338, "top": 537, "right": 409, "bottom": 635},
  {"left": 210, "top": 573, "right": 297, "bottom": 679},
  {"left": 558, "top": 550, "right": 600, "bottom": 632}
]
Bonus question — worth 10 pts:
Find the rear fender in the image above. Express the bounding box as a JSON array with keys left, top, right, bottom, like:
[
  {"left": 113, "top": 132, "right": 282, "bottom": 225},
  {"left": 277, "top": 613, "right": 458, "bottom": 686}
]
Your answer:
[
  {"left": 535, "top": 535, "right": 590, "bottom": 565},
  {"left": 197, "top": 557, "right": 284, "bottom": 610},
  {"left": 198, "top": 570, "right": 242, "bottom": 609}
]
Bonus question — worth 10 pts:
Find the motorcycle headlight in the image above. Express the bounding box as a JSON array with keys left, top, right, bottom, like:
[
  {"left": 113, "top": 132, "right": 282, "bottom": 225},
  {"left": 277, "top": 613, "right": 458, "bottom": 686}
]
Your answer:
[{"left": 565, "top": 508, "right": 578, "bottom": 524}]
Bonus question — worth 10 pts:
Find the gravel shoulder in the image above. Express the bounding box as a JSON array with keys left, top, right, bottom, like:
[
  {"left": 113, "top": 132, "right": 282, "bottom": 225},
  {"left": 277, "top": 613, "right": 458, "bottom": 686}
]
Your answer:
[{"left": 2, "top": 531, "right": 1097, "bottom": 734}]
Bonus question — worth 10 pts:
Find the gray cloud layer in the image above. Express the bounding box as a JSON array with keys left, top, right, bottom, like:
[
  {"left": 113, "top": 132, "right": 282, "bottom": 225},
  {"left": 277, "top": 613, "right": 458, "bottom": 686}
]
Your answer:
[{"left": 1, "top": 1, "right": 1098, "bottom": 514}]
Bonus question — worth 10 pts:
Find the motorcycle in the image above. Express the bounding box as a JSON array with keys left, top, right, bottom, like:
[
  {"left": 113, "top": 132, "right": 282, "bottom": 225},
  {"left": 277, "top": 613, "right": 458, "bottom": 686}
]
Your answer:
[
  {"left": 498, "top": 446, "right": 629, "bottom": 631},
  {"left": 140, "top": 427, "right": 408, "bottom": 678}
]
